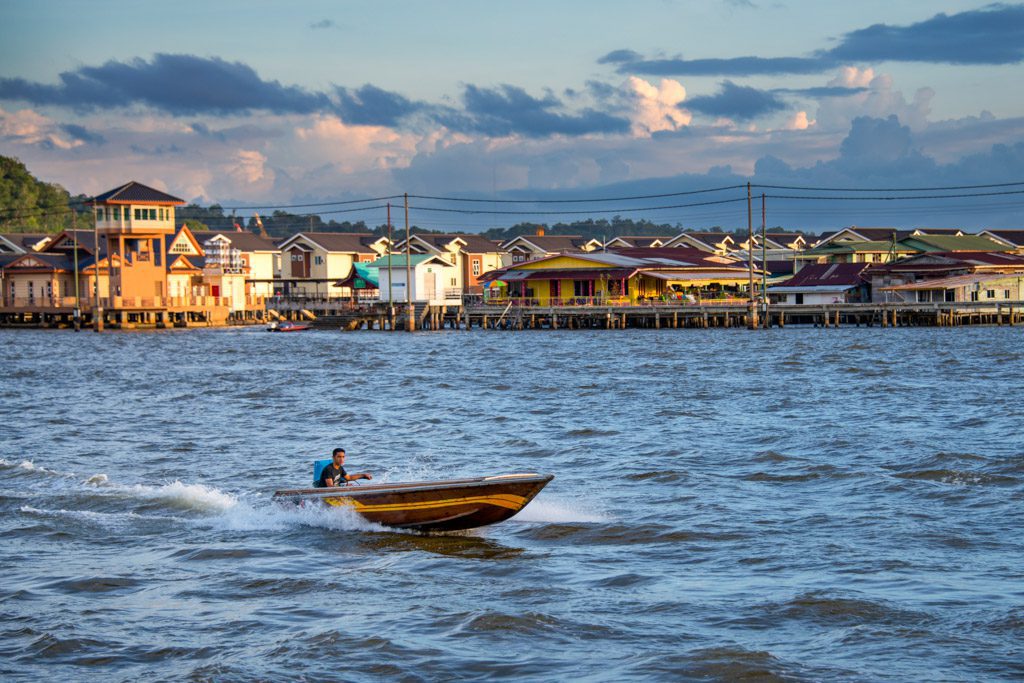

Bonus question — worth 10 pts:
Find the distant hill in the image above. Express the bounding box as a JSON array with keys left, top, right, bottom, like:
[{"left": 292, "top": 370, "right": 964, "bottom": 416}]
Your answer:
[{"left": 0, "top": 155, "right": 92, "bottom": 233}]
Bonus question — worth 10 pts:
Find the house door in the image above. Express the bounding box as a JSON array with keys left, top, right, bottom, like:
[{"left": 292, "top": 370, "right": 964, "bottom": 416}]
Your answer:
[
  {"left": 212, "top": 285, "right": 221, "bottom": 297},
  {"left": 423, "top": 272, "right": 436, "bottom": 302}
]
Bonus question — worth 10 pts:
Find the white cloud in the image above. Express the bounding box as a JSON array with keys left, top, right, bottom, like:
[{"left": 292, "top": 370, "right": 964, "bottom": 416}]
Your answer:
[
  {"left": 816, "top": 67, "right": 934, "bottom": 131},
  {"left": 621, "top": 77, "right": 691, "bottom": 136},
  {"left": 784, "top": 111, "right": 814, "bottom": 130},
  {"left": 0, "top": 106, "right": 82, "bottom": 149}
]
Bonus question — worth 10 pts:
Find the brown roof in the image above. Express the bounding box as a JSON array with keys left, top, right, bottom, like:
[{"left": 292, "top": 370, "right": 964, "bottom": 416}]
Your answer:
[
  {"left": 411, "top": 233, "right": 503, "bottom": 253},
  {"left": 778, "top": 262, "right": 870, "bottom": 287},
  {"left": 285, "top": 232, "right": 381, "bottom": 253},
  {"left": 193, "top": 231, "right": 278, "bottom": 252},
  {"left": 92, "top": 181, "right": 184, "bottom": 205},
  {"left": 504, "top": 234, "right": 588, "bottom": 251},
  {"left": 0, "top": 233, "right": 51, "bottom": 251},
  {"left": 984, "top": 229, "right": 1024, "bottom": 246}
]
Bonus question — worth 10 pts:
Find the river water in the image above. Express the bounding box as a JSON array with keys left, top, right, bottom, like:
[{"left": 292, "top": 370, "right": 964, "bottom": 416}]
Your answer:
[{"left": 1, "top": 326, "right": 1022, "bottom": 681}]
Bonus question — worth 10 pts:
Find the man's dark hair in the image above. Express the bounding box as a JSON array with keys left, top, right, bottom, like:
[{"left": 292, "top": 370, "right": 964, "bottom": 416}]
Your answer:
[{"left": 332, "top": 448, "right": 346, "bottom": 457}]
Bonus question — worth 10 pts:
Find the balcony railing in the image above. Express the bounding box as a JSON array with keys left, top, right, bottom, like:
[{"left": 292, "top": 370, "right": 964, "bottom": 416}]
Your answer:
[
  {"left": 482, "top": 294, "right": 752, "bottom": 307},
  {"left": 0, "top": 295, "right": 265, "bottom": 310}
]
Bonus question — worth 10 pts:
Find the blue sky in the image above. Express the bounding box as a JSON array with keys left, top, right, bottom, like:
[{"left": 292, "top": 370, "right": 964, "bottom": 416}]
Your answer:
[{"left": 1, "top": 1, "right": 1023, "bottom": 231}]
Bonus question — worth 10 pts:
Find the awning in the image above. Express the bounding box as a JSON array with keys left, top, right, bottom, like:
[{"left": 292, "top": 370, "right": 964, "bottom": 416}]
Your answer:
[
  {"left": 508, "top": 268, "right": 637, "bottom": 281},
  {"left": 644, "top": 270, "right": 751, "bottom": 282}
]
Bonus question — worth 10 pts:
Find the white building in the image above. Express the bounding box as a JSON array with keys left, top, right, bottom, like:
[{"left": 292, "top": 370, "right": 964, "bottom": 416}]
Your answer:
[{"left": 370, "top": 254, "right": 459, "bottom": 305}]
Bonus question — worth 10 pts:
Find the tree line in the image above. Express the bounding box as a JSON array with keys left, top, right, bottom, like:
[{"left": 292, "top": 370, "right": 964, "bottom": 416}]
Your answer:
[{"left": 1, "top": 155, "right": 804, "bottom": 242}]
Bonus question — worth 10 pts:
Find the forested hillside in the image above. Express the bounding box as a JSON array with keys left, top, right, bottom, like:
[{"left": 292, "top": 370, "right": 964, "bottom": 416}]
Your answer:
[{"left": 0, "top": 155, "right": 92, "bottom": 233}]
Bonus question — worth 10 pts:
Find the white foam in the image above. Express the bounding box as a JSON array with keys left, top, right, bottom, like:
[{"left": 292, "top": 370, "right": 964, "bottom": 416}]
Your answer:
[
  {"left": 0, "top": 458, "right": 59, "bottom": 475},
  {"left": 125, "top": 480, "right": 240, "bottom": 512},
  {"left": 199, "top": 498, "right": 388, "bottom": 533},
  {"left": 513, "top": 496, "right": 610, "bottom": 524},
  {"left": 19, "top": 504, "right": 182, "bottom": 529}
]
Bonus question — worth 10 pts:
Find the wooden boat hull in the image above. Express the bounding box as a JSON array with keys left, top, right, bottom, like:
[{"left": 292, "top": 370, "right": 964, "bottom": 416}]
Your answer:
[{"left": 271, "top": 473, "right": 553, "bottom": 532}]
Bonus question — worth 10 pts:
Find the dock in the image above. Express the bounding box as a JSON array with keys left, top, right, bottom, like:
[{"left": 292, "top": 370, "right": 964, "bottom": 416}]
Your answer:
[{"left": 272, "top": 299, "right": 1024, "bottom": 331}]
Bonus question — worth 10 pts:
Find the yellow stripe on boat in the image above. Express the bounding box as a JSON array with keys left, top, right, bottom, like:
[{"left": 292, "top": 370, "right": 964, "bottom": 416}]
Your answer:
[{"left": 322, "top": 493, "right": 528, "bottom": 512}]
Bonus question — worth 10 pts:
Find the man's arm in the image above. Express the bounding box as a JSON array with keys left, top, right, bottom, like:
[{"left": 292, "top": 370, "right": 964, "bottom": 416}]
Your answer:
[{"left": 344, "top": 472, "right": 372, "bottom": 481}]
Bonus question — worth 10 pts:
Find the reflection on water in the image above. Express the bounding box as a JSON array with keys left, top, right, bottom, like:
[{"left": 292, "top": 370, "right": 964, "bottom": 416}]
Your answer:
[{"left": 2, "top": 326, "right": 1023, "bottom": 680}]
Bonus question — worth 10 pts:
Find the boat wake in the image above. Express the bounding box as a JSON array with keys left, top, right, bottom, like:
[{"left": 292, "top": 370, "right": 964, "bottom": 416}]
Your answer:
[
  {"left": 2, "top": 459, "right": 387, "bottom": 534},
  {"left": 511, "top": 497, "right": 609, "bottom": 524}
]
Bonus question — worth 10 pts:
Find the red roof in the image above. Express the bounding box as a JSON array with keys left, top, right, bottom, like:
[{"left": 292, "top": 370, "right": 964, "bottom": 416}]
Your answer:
[{"left": 778, "top": 262, "right": 870, "bottom": 287}]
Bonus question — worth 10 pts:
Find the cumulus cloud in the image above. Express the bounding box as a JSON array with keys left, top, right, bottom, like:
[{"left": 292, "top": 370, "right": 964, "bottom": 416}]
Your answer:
[
  {"left": 0, "top": 106, "right": 85, "bottom": 149},
  {"left": 599, "top": 5, "right": 1024, "bottom": 76},
  {"left": 814, "top": 67, "right": 934, "bottom": 132},
  {"left": 784, "top": 111, "right": 814, "bottom": 130},
  {"left": 621, "top": 77, "right": 690, "bottom": 135}
]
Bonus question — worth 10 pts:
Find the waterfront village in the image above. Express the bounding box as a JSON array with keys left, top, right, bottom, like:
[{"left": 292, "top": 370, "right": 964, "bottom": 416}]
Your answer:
[{"left": 2, "top": 180, "right": 1024, "bottom": 330}]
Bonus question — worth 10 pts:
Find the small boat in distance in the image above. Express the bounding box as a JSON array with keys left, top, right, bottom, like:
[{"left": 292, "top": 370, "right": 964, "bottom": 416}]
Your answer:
[
  {"left": 267, "top": 320, "right": 311, "bottom": 332},
  {"left": 272, "top": 473, "right": 553, "bottom": 532}
]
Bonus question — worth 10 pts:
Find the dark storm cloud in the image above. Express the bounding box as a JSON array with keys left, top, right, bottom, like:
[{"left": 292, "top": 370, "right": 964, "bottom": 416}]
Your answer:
[
  {"left": 773, "top": 86, "right": 868, "bottom": 97},
  {"left": 59, "top": 123, "right": 105, "bottom": 145},
  {"left": 830, "top": 4, "right": 1024, "bottom": 64},
  {"left": 0, "top": 54, "right": 330, "bottom": 115},
  {"left": 685, "top": 81, "right": 787, "bottom": 119},
  {"left": 0, "top": 54, "right": 628, "bottom": 139},
  {"left": 334, "top": 84, "right": 427, "bottom": 127},
  {"left": 189, "top": 122, "right": 227, "bottom": 142},
  {"left": 600, "top": 54, "right": 829, "bottom": 77},
  {"left": 444, "top": 84, "right": 630, "bottom": 137},
  {"left": 600, "top": 5, "right": 1024, "bottom": 76}
]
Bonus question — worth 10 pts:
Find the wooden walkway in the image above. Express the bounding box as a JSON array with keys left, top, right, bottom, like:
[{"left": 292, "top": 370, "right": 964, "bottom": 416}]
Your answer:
[{"left": 289, "top": 301, "right": 1024, "bottom": 331}]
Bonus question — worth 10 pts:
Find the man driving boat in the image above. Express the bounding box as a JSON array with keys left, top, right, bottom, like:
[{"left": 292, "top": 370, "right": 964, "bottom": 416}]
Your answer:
[{"left": 317, "top": 448, "right": 373, "bottom": 487}]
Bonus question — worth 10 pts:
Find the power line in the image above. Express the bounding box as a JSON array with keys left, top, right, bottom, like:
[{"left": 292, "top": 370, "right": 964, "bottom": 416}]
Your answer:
[
  {"left": 409, "top": 197, "right": 749, "bottom": 216},
  {"left": 755, "top": 181, "right": 1024, "bottom": 192},
  {"left": 408, "top": 184, "right": 746, "bottom": 204}
]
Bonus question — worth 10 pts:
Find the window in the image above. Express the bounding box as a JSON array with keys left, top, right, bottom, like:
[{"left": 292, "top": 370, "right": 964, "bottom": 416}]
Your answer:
[
  {"left": 449, "top": 253, "right": 457, "bottom": 264},
  {"left": 451, "top": 277, "right": 457, "bottom": 286},
  {"left": 149, "top": 208, "right": 157, "bottom": 220},
  {"left": 135, "top": 208, "right": 142, "bottom": 220},
  {"left": 171, "top": 242, "right": 191, "bottom": 253},
  {"left": 472, "top": 260, "right": 481, "bottom": 276},
  {"left": 27, "top": 281, "right": 34, "bottom": 302},
  {"left": 970, "top": 291, "right": 979, "bottom": 302},
  {"left": 314, "top": 256, "right": 323, "bottom": 265},
  {"left": 113, "top": 207, "right": 120, "bottom": 220},
  {"left": 1005, "top": 289, "right": 1011, "bottom": 299},
  {"left": 46, "top": 282, "right": 52, "bottom": 298},
  {"left": 573, "top": 280, "right": 592, "bottom": 297}
]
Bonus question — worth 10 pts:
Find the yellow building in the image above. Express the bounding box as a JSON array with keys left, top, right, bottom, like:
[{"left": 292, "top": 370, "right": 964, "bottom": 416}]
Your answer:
[{"left": 482, "top": 248, "right": 758, "bottom": 305}]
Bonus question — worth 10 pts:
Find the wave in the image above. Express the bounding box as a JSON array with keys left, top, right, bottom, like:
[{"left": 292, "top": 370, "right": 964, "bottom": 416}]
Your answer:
[{"left": 511, "top": 497, "right": 609, "bottom": 524}]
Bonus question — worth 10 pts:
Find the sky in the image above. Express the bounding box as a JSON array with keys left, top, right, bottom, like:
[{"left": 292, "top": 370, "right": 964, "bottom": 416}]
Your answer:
[{"left": 1, "top": 0, "right": 1023, "bottom": 232}]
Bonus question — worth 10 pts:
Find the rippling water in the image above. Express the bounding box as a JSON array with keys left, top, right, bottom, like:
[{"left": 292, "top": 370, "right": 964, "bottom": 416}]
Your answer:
[{"left": 2, "top": 326, "right": 1023, "bottom": 681}]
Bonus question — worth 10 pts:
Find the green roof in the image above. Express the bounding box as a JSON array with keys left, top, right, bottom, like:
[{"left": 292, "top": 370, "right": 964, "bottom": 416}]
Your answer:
[
  {"left": 899, "top": 234, "right": 1010, "bottom": 252},
  {"left": 806, "top": 240, "right": 913, "bottom": 254},
  {"left": 367, "top": 254, "right": 438, "bottom": 268}
]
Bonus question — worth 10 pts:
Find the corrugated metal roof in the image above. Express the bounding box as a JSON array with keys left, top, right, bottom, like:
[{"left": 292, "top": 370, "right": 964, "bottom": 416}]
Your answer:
[{"left": 881, "top": 273, "right": 1018, "bottom": 290}]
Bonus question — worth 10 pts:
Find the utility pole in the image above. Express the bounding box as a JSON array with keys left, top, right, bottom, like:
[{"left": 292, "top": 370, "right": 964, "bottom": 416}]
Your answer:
[
  {"left": 747, "top": 182, "right": 757, "bottom": 329},
  {"left": 405, "top": 193, "right": 414, "bottom": 331},
  {"left": 72, "top": 211, "right": 80, "bottom": 331},
  {"left": 93, "top": 203, "right": 103, "bottom": 332},
  {"left": 387, "top": 202, "right": 394, "bottom": 329},
  {"left": 762, "top": 193, "right": 768, "bottom": 329}
]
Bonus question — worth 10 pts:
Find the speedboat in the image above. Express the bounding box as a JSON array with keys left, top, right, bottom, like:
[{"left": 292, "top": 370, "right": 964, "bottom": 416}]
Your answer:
[
  {"left": 267, "top": 320, "right": 311, "bottom": 332},
  {"left": 271, "top": 473, "right": 553, "bottom": 532}
]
